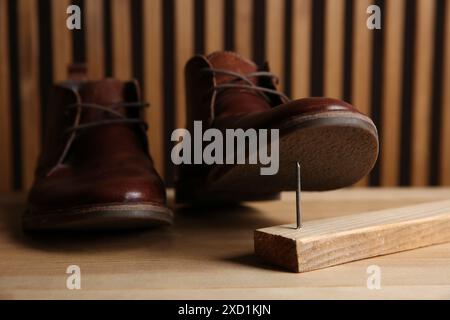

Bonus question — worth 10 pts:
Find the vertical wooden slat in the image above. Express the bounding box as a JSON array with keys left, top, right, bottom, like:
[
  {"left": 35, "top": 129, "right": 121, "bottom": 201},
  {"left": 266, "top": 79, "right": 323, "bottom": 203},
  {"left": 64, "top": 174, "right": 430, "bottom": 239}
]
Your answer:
[
  {"left": 291, "top": 0, "right": 311, "bottom": 99},
  {"left": 324, "top": 0, "right": 345, "bottom": 98},
  {"left": 266, "top": 0, "right": 285, "bottom": 90},
  {"left": 352, "top": 0, "right": 374, "bottom": 187},
  {"left": 18, "top": 0, "right": 41, "bottom": 189},
  {"left": 51, "top": 0, "right": 72, "bottom": 81},
  {"left": 411, "top": 0, "right": 435, "bottom": 185},
  {"left": 205, "top": 0, "right": 224, "bottom": 53},
  {"left": 143, "top": 0, "right": 164, "bottom": 176},
  {"left": 440, "top": 0, "right": 450, "bottom": 185},
  {"left": 234, "top": 0, "right": 253, "bottom": 58},
  {"left": 85, "top": 0, "right": 105, "bottom": 79},
  {"left": 381, "top": 0, "right": 405, "bottom": 186},
  {"left": 111, "top": 0, "right": 132, "bottom": 79},
  {"left": 0, "top": 0, "right": 12, "bottom": 191},
  {"left": 175, "top": 0, "right": 194, "bottom": 129}
]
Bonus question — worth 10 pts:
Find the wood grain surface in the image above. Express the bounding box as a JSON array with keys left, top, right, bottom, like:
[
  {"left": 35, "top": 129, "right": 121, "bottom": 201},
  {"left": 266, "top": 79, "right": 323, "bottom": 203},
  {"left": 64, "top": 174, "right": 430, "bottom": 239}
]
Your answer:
[
  {"left": 255, "top": 199, "right": 450, "bottom": 273},
  {"left": 1, "top": 188, "right": 450, "bottom": 299}
]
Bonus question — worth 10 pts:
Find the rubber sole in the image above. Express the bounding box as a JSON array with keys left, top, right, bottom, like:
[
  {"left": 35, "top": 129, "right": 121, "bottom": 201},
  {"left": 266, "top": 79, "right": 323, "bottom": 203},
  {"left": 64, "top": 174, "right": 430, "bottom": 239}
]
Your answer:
[
  {"left": 23, "top": 203, "right": 174, "bottom": 231},
  {"left": 176, "top": 111, "right": 379, "bottom": 204}
]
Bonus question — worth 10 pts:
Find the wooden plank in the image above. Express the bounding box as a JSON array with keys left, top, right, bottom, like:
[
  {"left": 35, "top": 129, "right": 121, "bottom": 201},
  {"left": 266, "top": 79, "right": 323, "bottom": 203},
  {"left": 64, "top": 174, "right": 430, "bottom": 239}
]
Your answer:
[
  {"left": 351, "top": 0, "right": 374, "bottom": 187},
  {"left": 380, "top": 0, "right": 405, "bottom": 186},
  {"left": 440, "top": 1, "right": 450, "bottom": 186},
  {"left": 234, "top": 0, "right": 252, "bottom": 59},
  {"left": 324, "top": 0, "right": 345, "bottom": 98},
  {"left": 266, "top": 0, "right": 285, "bottom": 91},
  {"left": 411, "top": 0, "right": 435, "bottom": 186},
  {"left": 111, "top": 0, "right": 132, "bottom": 80},
  {"left": 51, "top": 0, "right": 72, "bottom": 81},
  {"left": 85, "top": 0, "right": 105, "bottom": 79},
  {"left": 255, "top": 199, "right": 450, "bottom": 273},
  {"left": 17, "top": 0, "right": 41, "bottom": 189},
  {"left": 143, "top": 0, "right": 164, "bottom": 176},
  {"left": 205, "top": 0, "right": 224, "bottom": 53},
  {"left": 0, "top": 0, "right": 12, "bottom": 192},
  {"left": 291, "top": 0, "right": 311, "bottom": 99},
  {"left": 174, "top": 0, "right": 194, "bottom": 129}
]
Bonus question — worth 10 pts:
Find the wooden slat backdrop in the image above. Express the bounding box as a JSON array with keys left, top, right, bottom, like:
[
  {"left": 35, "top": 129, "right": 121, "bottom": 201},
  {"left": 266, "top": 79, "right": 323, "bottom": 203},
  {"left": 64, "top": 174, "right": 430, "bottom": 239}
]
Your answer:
[
  {"left": 235, "top": 0, "right": 253, "bottom": 59},
  {"left": 352, "top": 0, "right": 374, "bottom": 187},
  {"left": 205, "top": 0, "right": 224, "bottom": 53},
  {"left": 17, "top": 0, "right": 41, "bottom": 190},
  {"left": 143, "top": 0, "right": 164, "bottom": 175},
  {"left": 266, "top": 0, "right": 285, "bottom": 91},
  {"left": 381, "top": 0, "right": 404, "bottom": 186},
  {"left": 112, "top": 0, "right": 132, "bottom": 79},
  {"left": 411, "top": 0, "right": 436, "bottom": 186},
  {"left": 0, "top": 0, "right": 12, "bottom": 192},
  {"left": 291, "top": 0, "right": 311, "bottom": 99},
  {"left": 1, "top": 0, "right": 450, "bottom": 191},
  {"left": 85, "top": 0, "right": 105, "bottom": 79},
  {"left": 442, "top": 0, "right": 450, "bottom": 185},
  {"left": 174, "top": 0, "right": 193, "bottom": 130},
  {"left": 51, "top": 0, "right": 72, "bottom": 82},
  {"left": 324, "top": 0, "right": 344, "bottom": 99}
]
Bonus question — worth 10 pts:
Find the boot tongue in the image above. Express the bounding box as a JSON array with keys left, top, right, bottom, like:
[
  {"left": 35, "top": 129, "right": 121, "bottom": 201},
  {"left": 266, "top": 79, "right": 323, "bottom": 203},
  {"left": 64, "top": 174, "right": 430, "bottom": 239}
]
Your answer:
[
  {"left": 207, "top": 51, "right": 258, "bottom": 85},
  {"left": 80, "top": 79, "right": 124, "bottom": 105},
  {"left": 78, "top": 79, "right": 127, "bottom": 122}
]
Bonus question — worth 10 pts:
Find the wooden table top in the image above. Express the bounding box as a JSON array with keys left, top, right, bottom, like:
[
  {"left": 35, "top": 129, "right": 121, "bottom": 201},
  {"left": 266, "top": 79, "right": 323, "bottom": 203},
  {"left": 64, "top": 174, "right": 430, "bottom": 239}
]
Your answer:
[{"left": 1, "top": 188, "right": 450, "bottom": 299}]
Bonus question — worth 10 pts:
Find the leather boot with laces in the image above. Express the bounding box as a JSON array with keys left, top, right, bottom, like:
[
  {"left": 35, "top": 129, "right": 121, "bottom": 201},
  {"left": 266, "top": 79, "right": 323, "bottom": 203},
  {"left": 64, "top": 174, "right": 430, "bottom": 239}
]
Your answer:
[
  {"left": 176, "top": 51, "right": 379, "bottom": 204},
  {"left": 24, "top": 65, "right": 173, "bottom": 230}
]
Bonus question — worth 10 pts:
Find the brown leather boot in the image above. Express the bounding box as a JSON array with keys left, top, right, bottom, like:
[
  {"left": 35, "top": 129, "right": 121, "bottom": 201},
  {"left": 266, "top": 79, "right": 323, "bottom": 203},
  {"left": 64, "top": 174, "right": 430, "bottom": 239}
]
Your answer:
[
  {"left": 176, "top": 51, "right": 379, "bottom": 204},
  {"left": 24, "top": 66, "right": 173, "bottom": 230}
]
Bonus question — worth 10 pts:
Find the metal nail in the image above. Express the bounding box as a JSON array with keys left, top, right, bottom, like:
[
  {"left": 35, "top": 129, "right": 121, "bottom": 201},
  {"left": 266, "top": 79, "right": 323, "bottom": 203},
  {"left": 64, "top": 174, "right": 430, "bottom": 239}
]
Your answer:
[{"left": 296, "top": 162, "right": 302, "bottom": 229}]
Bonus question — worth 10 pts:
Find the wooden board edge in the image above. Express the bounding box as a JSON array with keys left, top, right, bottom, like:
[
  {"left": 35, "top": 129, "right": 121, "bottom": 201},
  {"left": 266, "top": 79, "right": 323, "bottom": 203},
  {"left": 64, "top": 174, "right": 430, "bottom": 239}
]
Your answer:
[
  {"left": 254, "top": 229, "right": 299, "bottom": 272},
  {"left": 255, "top": 211, "right": 450, "bottom": 273}
]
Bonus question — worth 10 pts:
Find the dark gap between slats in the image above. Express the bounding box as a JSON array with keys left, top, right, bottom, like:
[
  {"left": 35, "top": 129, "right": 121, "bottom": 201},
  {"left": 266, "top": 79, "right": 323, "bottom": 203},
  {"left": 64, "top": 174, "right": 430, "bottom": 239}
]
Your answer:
[
  {"left": 37, "top": 0, "right": 53, "bottom": 146},
  {"left": 283, "top": 0, "right": 293, "bottom": 97},
  {"left": 399, "top": 0, "right": 416, "bottom": 186},
  {"left": 310, "top": 0, "right": 324, "bottom": 96},
  {"left": 131, "top": 0, "right": 144, "bottom": 85},
  {"left": 194, "top": 0, "right": 205, "bottom": 54},
  {"left": 72, "top": 0, "right": 86, "bottom": 63},
  {"left": 343, "top": 0, "right": 353, "bottom": 103},
  {"left": 430, "top": 0, "right": 446, "bottom": 185},
  {"left": 252, "top": 0, "right": 266, "bottom": 65},
  {"left": 7, "top": 0, "right": 22, "bottom": 190},
  {"left": 224, "top": 0, "right": 235, "bottom": 51},
  {"left": 369, "top": 0, "right": 385, "bottom": 186},
  {"left": 163, "top": 0, "right": 176, "bottom": 185},
  {"left": 103, "top": 0, "right": 113, "bottom": 77}
]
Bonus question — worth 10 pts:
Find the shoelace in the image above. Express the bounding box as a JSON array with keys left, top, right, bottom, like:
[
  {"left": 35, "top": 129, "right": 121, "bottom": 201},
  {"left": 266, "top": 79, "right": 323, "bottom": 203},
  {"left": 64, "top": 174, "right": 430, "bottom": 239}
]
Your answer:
[
  {"left": 64, "top": 102, "right": 149, "bottom": 134},
  {"left": 47, "top": 101, "right": 148, "bottom": 176},
  {"left": 202, "top": 68, "right": 291, "bottom": 120}
]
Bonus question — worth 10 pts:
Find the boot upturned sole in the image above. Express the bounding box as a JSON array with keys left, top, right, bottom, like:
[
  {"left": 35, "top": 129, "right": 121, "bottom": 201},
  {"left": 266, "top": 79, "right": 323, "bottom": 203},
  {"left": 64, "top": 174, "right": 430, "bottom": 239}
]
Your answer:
[
  {"left": 176, "top": 111, "right": 378, "bottom": 204},
  {"left": 23, "top": 203, "right": 173, "bottom": 231}
]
